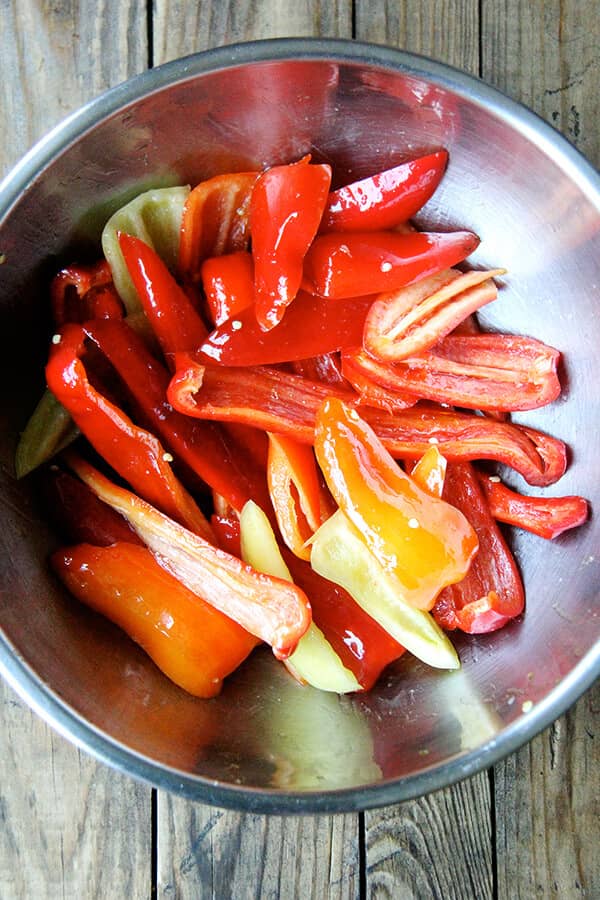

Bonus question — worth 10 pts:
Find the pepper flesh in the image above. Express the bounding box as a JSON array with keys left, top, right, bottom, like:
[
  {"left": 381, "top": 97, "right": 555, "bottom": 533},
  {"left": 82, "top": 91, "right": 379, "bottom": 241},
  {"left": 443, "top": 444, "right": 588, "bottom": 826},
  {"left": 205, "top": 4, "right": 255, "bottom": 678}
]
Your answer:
[
  {"left": 320, "top": 151, "right": 449, "bottom": 233},
  {"left": 201, "top": 250, "right": 255, "bottom": 325},
  {"left": 477, "top": 473, "right": 588, "bottom": 539},
  {"left": 267, "top": 433, "right": 323, "bottom": 559},
  {"left": 167, "top": 362, "right": 567, "bottom": 486},
  {"left": 251, "top": 158, "right": 332, "bottom": 330},
  {"left": 52, "top": 542, "right": 258, "bottom": 697},
  {"left": 51, "top": 259, "right": 123, "bottom": 326},
  {"left": 65, "top": 453, "right": 312, "bottom": 659},
  {"left": 314, "top": 398, "right": 478, "bottom": 609},
  {"left": 302, "top": 230, "right": 480, "bottom": 299},
  {"left": 46, "top": 324, "right": 213, "bottom": 540},
  {"left": 432, "top": 463, "right": 525, "bottom": 633}
]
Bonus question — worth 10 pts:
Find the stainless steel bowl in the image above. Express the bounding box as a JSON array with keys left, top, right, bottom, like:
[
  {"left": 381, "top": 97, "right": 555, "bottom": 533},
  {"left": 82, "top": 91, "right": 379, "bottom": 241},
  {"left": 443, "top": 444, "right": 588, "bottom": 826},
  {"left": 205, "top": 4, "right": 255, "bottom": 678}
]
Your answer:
[{"left": 0, "top": 39, "right": 598, "bottom": 814}]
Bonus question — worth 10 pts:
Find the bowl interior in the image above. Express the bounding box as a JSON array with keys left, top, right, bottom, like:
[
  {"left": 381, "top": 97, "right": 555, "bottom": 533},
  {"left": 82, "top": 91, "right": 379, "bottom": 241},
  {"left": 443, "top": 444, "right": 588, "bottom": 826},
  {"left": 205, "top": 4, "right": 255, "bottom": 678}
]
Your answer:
[{"left": 1, "top": 45, "right": 598, "bottom": 811}]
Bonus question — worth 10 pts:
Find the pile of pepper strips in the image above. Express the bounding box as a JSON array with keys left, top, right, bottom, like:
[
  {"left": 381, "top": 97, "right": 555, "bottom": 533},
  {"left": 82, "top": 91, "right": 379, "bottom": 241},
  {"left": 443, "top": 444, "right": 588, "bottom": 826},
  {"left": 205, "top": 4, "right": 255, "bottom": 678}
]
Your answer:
[{"left": 22, "top": 152, "right": 588, "bottom": 697}]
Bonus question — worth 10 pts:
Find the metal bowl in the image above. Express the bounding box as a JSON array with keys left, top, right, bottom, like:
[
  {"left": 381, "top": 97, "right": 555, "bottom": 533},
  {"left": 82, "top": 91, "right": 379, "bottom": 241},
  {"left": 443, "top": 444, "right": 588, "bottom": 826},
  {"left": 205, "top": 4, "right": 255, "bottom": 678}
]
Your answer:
[{"left": 0, "top": 39, "right": 598, "bottom": 814}]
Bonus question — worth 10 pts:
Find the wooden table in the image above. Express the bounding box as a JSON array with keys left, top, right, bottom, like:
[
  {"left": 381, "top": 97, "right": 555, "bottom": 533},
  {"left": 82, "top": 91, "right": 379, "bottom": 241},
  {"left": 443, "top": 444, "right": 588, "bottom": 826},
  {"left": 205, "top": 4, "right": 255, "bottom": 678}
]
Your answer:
[{"left": 1, "top": 3, "right": 598, "bottom": 897}]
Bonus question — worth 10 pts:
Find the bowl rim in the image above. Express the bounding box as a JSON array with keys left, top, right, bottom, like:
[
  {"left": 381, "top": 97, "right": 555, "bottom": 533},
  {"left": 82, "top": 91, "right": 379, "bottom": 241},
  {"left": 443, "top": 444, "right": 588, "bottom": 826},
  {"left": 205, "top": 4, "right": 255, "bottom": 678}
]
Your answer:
[{"left": 1, "top": 36, "right": 599, "bottom": 814}]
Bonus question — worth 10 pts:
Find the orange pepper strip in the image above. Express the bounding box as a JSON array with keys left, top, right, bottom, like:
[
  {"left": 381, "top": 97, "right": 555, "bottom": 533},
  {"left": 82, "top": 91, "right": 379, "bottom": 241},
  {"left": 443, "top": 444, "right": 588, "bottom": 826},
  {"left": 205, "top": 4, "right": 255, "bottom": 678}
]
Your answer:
[
  {"left": 314, "top": 398, "right": 478, "bottom": 611},
  {"left": 409, "top": 446, "right": 447, "bottom": 498},
  {"left": 65, "top": 453, "right": 312, "bottom": 660},
  {"left": 267, "top": 433, "right": 323, "bottom": 560},
  {"left": 52, "top": 542, "right": 258, "bottom": 697}
]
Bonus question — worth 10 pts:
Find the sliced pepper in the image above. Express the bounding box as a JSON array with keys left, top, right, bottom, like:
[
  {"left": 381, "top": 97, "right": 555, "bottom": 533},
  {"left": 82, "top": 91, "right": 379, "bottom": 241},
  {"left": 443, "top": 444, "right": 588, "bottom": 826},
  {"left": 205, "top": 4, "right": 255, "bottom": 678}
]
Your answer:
[
  {"left": 363, "top": 268, "right": 504, "bottom": 362},
  {"left": 432, "top": 463, "right": 525, "bottom": 633},
  {"left": 302, "top": 230, "right": 480, "bottom": 299},
  {"left": 409, "top": 445, "right": 447, "bottom": 498},
  {"left": 267, "top": 433, "right": 323, "bottom": 559},
  {"left": 291, "top": 352, "right": 348, "bottom": 387},
  {"left": 83, "top": 317, "right": 269, "bottom": 514},
  {"left": 178, "top": 172, "right": 258, "bottom": 283},
  {"left": 102, "top": 185, "right": 190, "bottom": 314},
  {"left": 320, "top": 151, "right": 449, "bottom": 233},
  {"left": 251, "top": 158, "right": 332, "bottom": 330},
  {"left": 65, "top": 453, "right": 312, "bottom": 660},
  {"left": 198, "top": 290, "right": 374, "bottom": 366},
  {"left": 239, "top": 499, "right": 361, "bottom": 694},
  {"left": 314, "top": 398, "right": 478, "bottom": 609},
  {"left": 15, "top": 389, "right": 79, "bottom": 478},
  {"left": 477, "top": 473, "right": 588, "bottom": 540},
  {"left": 118, "top": 232, "right": 208, "bottom": 367},
  {"left": 341, "top": 349, "right": 417, "bottom": 413},
  {"left": 52, "top": 542, "right": 258, "bottom": 698},
  {"left": 310, "top": 510, "right": 460, "bottom": 669},
  {"left": 343, "top": 332, "right": 561, "bottom": 412},
  {"left": 45, "top": 323, "right": 213, "bottom": 540},
  {"left": 201, "top": 250, "right": 254, "bottom": 326},
  {"left": 50, "top": 259, "right": 123, "bottom": 326},
  {"left": 167, "top": 362, "right": 567, "bottom": 486}
]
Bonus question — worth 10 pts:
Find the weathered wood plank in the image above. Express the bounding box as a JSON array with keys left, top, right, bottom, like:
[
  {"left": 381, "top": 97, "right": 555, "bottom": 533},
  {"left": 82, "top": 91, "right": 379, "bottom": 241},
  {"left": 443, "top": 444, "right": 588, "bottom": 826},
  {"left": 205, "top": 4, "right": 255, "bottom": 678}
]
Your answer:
[
  {"left": 481, "top": 6, "right": 599, "bottom": 897},
  {"left": 353, "top": 5, "right": 494, "bottom": 898},
  {"left": 0, "top": 681, "right": 152, "bottom": 900},
  {"left": 494, "top": 684, "right": 599, "bottom": 899},
  {"left": 354, "top": 0, "right": 480, "bottom": 76},
  {"left": 158, "top": 803, "right": 359, "bottom": 899},
  {"left": 152, "top": 0, "right": 353, "bottom": 66},
  {"left": 0, "top": 4, "right": 152, "bottom": 899}
]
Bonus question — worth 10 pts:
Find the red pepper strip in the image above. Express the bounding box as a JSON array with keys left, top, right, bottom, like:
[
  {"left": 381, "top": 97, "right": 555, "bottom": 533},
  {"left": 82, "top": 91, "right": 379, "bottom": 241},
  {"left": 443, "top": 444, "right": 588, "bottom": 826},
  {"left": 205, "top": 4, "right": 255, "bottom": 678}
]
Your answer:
[
  {"left": 341, "top": 349, "right": 417, "bottom": 412},
  {"left": 302, "top": 230, "right": 480, "bottom": 299},
  {"left": 343, "top": 333, "right": 561, "bottom": 412},
  {"left": 363, "top": 268, "right": 504, "bottom": 362},
  {"left": 42, "top": 468, "right": 143, "bottom": 547},
  {"left": 198, "top": 289, "right": 375, "bottom": 366},
  {"left": 52, "top": 542, "right": 258, "bottom": 698},
  {"left": 167, "top": 363, "right": 565, "bottom": 486},
  {"left": 46, "top": 324, "right": 213, "bottom": 540},
  {"left": 315, "top": 398, "right": 478, "bottom": 610},
  {"left": 118, "top": 232, "right": 208, "bottom": 368},
  {"left": 211, "top": 513, "right": 242, "bottom": 557},
  {"left": 320, "top": 151, "right": 449, "bottom": 233},
  {"left": 51, "top": 259, "right": 123, "bottom": 326},
  {"left": 83, "top": 317, "right": 270, "bottom": 515},
  {"left": 291, "top": 352, "right": 348, "bottom": 387},
  {"left": 178, "top": 171, "right": 258, "bottom": 283},
  {"left": 65, "top": 454, "right": 312, "bottom": 660},
  {"left": 251, "top": 158, "right": 332, "bottom": 330},
  {"left": 477, "top": 474, "right": 588, "bottom": 539},
  {"left": 283, "top": 551, "right": 405, "bottom": 690},
  {"left": 267, "top": 434, "right": 323, "bottom": 560},
  {"left": 201, "top": 250, "right": 254, "bottom": 326},
  {"left": 432, "top": 463, "right": 525, "bottom": 633}
]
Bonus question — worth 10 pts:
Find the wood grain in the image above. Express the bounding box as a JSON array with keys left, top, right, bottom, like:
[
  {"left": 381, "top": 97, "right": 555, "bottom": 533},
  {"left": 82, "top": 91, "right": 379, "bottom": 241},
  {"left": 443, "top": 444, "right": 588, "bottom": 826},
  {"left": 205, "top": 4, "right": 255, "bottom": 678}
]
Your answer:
[
  {"left": 0, "top": 4, "right": 153, "bottom": 899},
  {"left": 157, "top": 802, "right": 359, "bottom": 898},
  {"left": 152, "top": 0, "right": 353, "bottom": 65},
  {"left": 0, "top": 681, "right": 152, "bottom": 900},
  {"left": 354, "top": 0, "right": 480, "bottom": 75}
]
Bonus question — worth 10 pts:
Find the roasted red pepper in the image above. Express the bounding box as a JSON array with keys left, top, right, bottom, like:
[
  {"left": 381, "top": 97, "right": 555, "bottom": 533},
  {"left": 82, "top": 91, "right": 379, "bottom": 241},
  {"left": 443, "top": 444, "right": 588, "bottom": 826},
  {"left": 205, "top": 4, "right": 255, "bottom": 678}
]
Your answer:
[
  {"left": 314, "top": 398, "right": 478, "bottom": 610},
  {"left": 201, "top": 250, "right": 254, "bottom": 326},
  {"left": 284, "top": 551, "right": 405, "bottom": 690},
  {"left": 320, "top": 150, "right": 448, "bottom": 233},
  {"left": 432, "top": 463, "right": 525, "bottom": 633},
  {"left": 51, "top": 259, "right": 123, "bottom": 326},
  {"left": 341, "top": 350, "right": 417, "bottom": 412},
  {"left": 83, "top": 317, "right": 270, "bottom": 514},
  {"left": 178, "top": 171, "right": 258, "bottom": 283},
  {"left": 66, "top": 453, "right": 312, "bottom": 660},
  {"left": 118, "top": 232, "right": 208, "bottom": 366},
  {"left": 343, "top": 332, "right": 561, "bottom": 412},
  {"left": 477, "top": 473, "right": 588, "bottom": 539},
  {"left": 291, "top": 352, "right": 348, "bottom": 387},
  {"left": 251, "top": 158, "right": 332, "bottom": 330},
  {"left": 267, "top": 433, "right": 322, "bottom": 560},
  {"left": 52, "top": 542, "right": 258, "bottom": 697},
  {"left": 302, "top": 230, "right": 480, "bottom": 299},
  {"left": 198, "top": 290, "right": 374, "bottom": 366},
  {"left": 167, "top": 362, "right": 567, "bottom": 486},
  {"left": 45, "top": 323, "right": 213, "bottom": 540}
]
